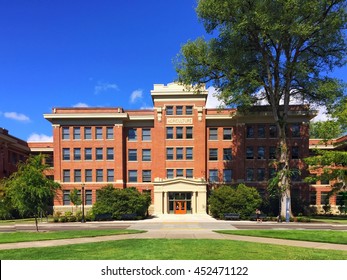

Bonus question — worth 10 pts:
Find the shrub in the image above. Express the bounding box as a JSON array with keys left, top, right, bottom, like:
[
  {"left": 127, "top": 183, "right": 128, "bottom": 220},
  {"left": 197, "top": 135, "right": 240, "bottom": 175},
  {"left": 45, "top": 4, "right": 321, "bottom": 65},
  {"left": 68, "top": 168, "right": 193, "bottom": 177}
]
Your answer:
[
  {"left": 60, "top": 216, "right": 68, "bottom": 223},
  {"left": 209, "top": 184, "right": 262, "bottom": 219}
]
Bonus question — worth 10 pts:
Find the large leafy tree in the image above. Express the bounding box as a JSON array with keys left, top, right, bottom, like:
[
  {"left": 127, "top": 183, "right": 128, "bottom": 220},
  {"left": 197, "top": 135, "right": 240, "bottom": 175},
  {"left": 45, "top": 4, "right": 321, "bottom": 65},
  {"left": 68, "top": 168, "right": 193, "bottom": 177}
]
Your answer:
[
  {"left": 4, "top": 155, "right": 60, "bottom": 231},
  {"left": 176, "top": 0, "right": 347, "bottom": 217}
]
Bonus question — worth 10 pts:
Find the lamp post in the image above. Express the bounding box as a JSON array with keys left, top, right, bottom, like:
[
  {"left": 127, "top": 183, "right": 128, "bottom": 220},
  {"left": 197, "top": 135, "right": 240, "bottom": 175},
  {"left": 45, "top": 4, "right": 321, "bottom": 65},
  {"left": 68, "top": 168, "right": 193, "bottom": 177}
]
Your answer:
[{"left": 81, "top": 184, "right": 85, "bottom": 223}]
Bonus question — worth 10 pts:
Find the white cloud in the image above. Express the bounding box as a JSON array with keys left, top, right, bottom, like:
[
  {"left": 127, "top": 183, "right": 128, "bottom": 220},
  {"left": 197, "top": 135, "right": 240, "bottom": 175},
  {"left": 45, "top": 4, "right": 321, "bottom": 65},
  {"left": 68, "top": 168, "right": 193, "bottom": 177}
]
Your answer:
[
  {"left": 27, "top": 133, "right": 53, "bottom": 142},
  {"left": 206, "top": 86, "right": 223, "bottom": 108},
  {"left": 130, "top": 89, "right": 143, "bottom": 104},
  {"left": 4, "top": 112, "right": 30, "bottom": 122},
  {"left": 94, "top": 82, "right": 119, "bottom": 95},
  {"left": 311, "top": 106, "right": 330, "bottom": 122},
  {"left": 73, "top": 102, "right": 89, "bottom": 108}
]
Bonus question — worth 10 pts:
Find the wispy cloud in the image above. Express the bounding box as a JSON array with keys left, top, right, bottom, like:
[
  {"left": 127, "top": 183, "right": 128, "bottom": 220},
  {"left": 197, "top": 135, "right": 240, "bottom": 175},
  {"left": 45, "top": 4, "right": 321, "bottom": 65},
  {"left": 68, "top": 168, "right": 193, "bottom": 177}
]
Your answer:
[
  {"left": 130, "top": 89, "right": 143, "bottom": 104},
  {"left": 206, "top": 86, "right": 223, "bottom": 108},
  {"left": 73, "top": 102, "right": 89, "bottom": 108},
  {"left": 4, "top": 112, "right": 30, "bottom": 122},
  {"left": 94, "top": 82, "right": 119, "bottom": 95},
  {"left": 27, "top": 133, "right": 53, "bottom": 142}
]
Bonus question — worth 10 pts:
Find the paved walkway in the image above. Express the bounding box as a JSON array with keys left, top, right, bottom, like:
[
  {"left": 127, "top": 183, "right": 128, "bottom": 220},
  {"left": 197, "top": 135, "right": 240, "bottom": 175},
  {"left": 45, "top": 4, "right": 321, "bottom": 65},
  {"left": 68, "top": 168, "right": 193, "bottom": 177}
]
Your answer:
[{"left": 0, "top": 214, "right": 346, "bottom": 251}]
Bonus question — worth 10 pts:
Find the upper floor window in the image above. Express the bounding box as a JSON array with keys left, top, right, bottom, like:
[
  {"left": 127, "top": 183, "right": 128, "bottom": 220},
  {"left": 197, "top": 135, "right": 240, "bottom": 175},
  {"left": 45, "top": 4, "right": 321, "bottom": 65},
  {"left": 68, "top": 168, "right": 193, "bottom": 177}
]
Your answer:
[
  {"left": 257, "top": 146, "right": 265, "bottom": 159},
  {"left": 186, "top": 169, "right": 193, "bottom": 178},
  {"left": 291, "top": 124, "right": 300, "bottom": 138},
  {"left": 142, "top": 170, "right": 152, "bottom": 182},
  {"left": 63, "top": 148, "right": 70, "bottom": 161},
  {"left": 128, "top": 128, "right": 137, "bottom": 141},
  {"left": 166, "top": 106, "right": 173, "bottom": 115},
  {"left": 62, "top": 127, "right": 70, "bottom": 140},
  {"left": 85, "top": 190, "right": 93, "bottom": 205},
  {"left": 176, "top": 106, "right": 183, "bottom": 115},
  {"left": 84, "top": 127, "right": 92, "bottom": 140},
  {"left": 166, "top": 148, "right": 174, "bottom": 160},
  {"left": 176, "top": 169, "right": 184, "bottom": 177},
  {"left": 73, "top": 127, "right": 81, "bottom": 140},
  {"left": 223, "top": 128, "right": 232, "bottom": 140},
  {"left": 291, "top": 146, "right": 299, "bottom": 159},
  {"left": 167, "top": 169, "right": 174, "bottom": 179},
  {"left": 142, "top": 128, "right": 151, "bottom": 141},
  {"left": 96, "top": 169, "right": 103, "bottom": 182},
  {"left": 209, "top": 169, "right": 219, "bottom": 182},
  {"left": 269, "top": 146, "right": 277, "bottom": 159},
  {"left": 186, "top": 147, "right": 193, "bottom": 160},
  {"left": 128, "top": 170, "right": 138, "bottom": 182},
  {"left": 209, "top": 128, "right": 218, "bottom": 140},
  {"left": 257, "top": 168, "right": 266, "bottom": 181},
  {"left": 107, "top": 169, "right": 114, "bottom": 182},
  {"left": 96, "top": 148, "right": 103, "bottom": 160},
  {"left": 186, "top": 127, "right": 193, "bottom": 139},
  {"left": 63, "top": 190, "right": 70, "bottom": 205},
  {"left": 73, "top": 148, "right": 81, "bottom": 161},
  {"left": 176, "top": 148, "right": 184, "bottom": 160},
  {"left": 258, "top": 125, "right": 265, "bottom": 138},
  {"left": 246, "top": 168, "right": 254, "bottom": 181},
  {"left": 223, "top": 148, "right": 232, "bottom": 160},
  {"left": 106, "top": 127, "right": 114, "bottom": 139},
  {"left": 186, "top": 106, "right": 193, "bottom": 115},
  {"left": 246, "top": 126, "right": 254, "bottom": 138},
  {"left": 85, "top": 169, "right": 92, "bottom": 182},
  {"left": 209, "top": 148, "right": 218, "bottom": 161},
  {"left": 142, "top": 149, "right": 151, "bottom": 161},
  {"left": 85, "top": 148, "right": 92, "bottom": 160},
  {"left": 95, "top": 127, "right": 103, "bottom": 139},
  {"left": 63, "top": 170, "right": 70, "bottom": 182},
  {"left": 246, "top": 147, "right": 254, "bottom": 159},
  {"left": 166, "top": 127, "right": 174, "bottom": 139},
  {"left": 176, "top": 127, "right": 183, "bottom": 139},
  {"left": 107, "top": 148, "right": 114, "bottom": 160},
  {"left": 269, "top": 125, "right": 277, "bottom": 138},
  {"left": 74, "top": 169, "right": 82, "bottom": 182},
  {"left": 128, "top": 149, "right": 137, "bottom": 161},
  {"left": 223, "top": 169, "right": 232, "bottom": 182}
]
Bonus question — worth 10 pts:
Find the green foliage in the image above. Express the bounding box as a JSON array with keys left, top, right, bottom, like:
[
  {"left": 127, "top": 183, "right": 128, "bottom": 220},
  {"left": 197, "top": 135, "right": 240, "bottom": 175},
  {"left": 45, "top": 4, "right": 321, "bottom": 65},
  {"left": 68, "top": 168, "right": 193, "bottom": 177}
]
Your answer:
[
  {"left": 92, "top": 185, "right": 151, "bottom": 220},
  {"left": 69, "top": 188, "right": 81, "bottom": 208},
  {"left": 209, "top": 184, "right": 262, "bottom": 219},
  {"left": 310, "top": 121, "right": 342, "bottom": 143}
]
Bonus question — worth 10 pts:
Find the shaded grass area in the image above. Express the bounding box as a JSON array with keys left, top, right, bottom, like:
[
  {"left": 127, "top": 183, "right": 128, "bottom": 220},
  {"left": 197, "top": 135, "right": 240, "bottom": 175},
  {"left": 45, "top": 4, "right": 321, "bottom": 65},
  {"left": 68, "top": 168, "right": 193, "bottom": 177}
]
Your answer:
[
  {"left": 0, "top": 230, "right": 145, "bottom": 244},
  {"left": 309, "top": 217, "right": 347, "bottom": 224},
  {"left": 215, "top": 230, "right": 347, "bottom": 245},
  {"left": 0, "top": 239, "right": 346, "bottom": 260}
]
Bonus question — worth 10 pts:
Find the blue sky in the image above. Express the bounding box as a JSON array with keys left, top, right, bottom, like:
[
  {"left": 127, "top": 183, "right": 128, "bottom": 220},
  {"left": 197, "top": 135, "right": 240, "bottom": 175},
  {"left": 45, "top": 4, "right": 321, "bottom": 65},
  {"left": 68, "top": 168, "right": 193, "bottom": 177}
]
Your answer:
[{"left": 0, "top": 0, "right": 346, "bottom": 142}]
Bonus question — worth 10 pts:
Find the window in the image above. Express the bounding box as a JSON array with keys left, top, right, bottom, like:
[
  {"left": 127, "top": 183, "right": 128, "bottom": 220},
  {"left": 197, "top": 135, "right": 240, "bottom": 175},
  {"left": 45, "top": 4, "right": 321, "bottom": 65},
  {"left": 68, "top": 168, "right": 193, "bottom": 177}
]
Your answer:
[
  {"left": 291, "top": 146, "right": 299, "bottom": 159},
  {"left": 96, "top": 169, "right": 103, "bottom": 182},
  {"left": 186, "top": 147, "right": 193, "bottom": 160},
  {"left": 142, "top": 128, "right": 151, "bottom": 141},
  {"left": 269, "top": 146, "right": 277, "bottom": 159},
  {"left": 128, "top": 149, "right": 137, "bottom": 161},
  {"left": 309, "top": 192, "right": 317, "bottom": 205},
  {"left": 96, "top": 148, "right": 103, "bottom": 160},
  {"left": 223, "top": 128, "right": 232, "bottom": 140},
  {"left": 223, "top": 148, "right": 232, "bottom": 160},
  {"left": 176, "top": 106, "right": 183, "bottom": 115},
  {"left": 246, "top": 147, "right": 254, "bottom": 159},
  {"left": 176, "top": 169, "right": 184, "bottom": 177},
  {"left": 85, "top": 190, "right": 92, "bottom": 205},
  {"left": 176, "top": 127, "right": 183, "bottom": 139},
  {"left": 63, "top": 190, "right": 70, "bottom": 205},
  {"left": 74, "top": 148, "right": 81, "bottom": 161},
  {"left": 321, "top": 193, "right": 329, "bottom": 205},
  {"left": 257, "top": 168, "right": 265, "bottom": 181},
  {"left": 85, "top": 169, "right": 92, "bottom": 182},
  {"left": 85, "top": 148, "right": 92, "bottom": 160},
  {"left": 186, "top": 106, "right": 193, "bottom": 115},
  {"left": 107, "top": 148, "right": 114, "bottom": 160},
  {"left": 107, "top": 169, "right": 114, "bottom": 182},
  {"left": 62, "top": 127, "right": 70, "bottom": 140},
  {"left": 142, "top": 149, "right": 151, "bottom": 161},
  {"left": 257, "top": 147, "right": 265, "bottom": 159},
  {"left": 223, "top": 169, "right": 232, "bottom": 182},
  {"left": 209, "top": 169, "right": 219, "bottom": 182},
  {"left": 209, "top": 148, "right": 218, "bottom": 161},
  {"left": 186, "top": 169, "right": 193, "bottom": 178},
  {"left": 269, "top": 125, "right": 277, "bottom": 138},
  {"left": 269, "top": 168, "right": 277, "bottom": 178},
  {"left": 166, "top": 106, "right": 173, "bottom": 115},
  {"left": 63, "top": 170, "right": 70, "bottom": 182},
  {"left": 209, "top": 128, "right": 218, "bottom": 140},
  {"left": 166, "top": 148, "right": 174, "bottom": 160},
  {"left": 106, "top": 127, "right": 114, "bottom": 139},
  {"left": 257, "top": 125, "right": 265, "bottom": 138},
  {"left": 128, "top": 128, "right": 137, "bottom": 141},
  {"left": 176, "top": 148, "right": 184, "bottom": 160},
  {"left": 95, "top": 127, "right": 103, "bottom": 139},
  {"left": 291, "top": 168, "right": 301, "bottom": 181},
  {"left": 186, "top": 127, "right": 193, "bottom": 139},
  {"left": 291, "top": 124, "right": 300, "bottom": 138},
  {"left": 63, "top": 148, "right": 70, "bottom": 161},
  {"left": 166, "top": 127, "right": 174, "bottom": 139},
  {"left": 246, "top": 168, "right": 254, "bottom": 181},
  {"left": 142, "top": 170, "right": 152, "bottom": 182},
  {"left": 84, "top": 127, "right": 92, "bottom": 140},
  {"left": 167, "top": 169, "right": 174, "bottom": 179},
  {"left": 128, "top": 170, "right": 138, "bottom": 182},
  {"left": 74, "top": 169, "right": 81, "bottom": 182},
  {"left": 73, "top": 127, "right": 81, "bottom": 140},
  {"left": 246, "top": 126, "right": 254, "bottom": 138}
]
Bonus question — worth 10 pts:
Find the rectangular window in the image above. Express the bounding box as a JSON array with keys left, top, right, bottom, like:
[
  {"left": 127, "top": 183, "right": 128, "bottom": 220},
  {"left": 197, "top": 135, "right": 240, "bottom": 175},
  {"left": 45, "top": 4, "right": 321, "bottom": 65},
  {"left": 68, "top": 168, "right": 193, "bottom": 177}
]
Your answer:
[
  {"left": 107, "top": 148, "right": 114, "bottom": 160},
  {"left": 167, "top": 169, "right": 174, "bottom": 179},
  {"left": 85, "top": 169, "right": 92, "bottom": 182},
  {"left": 85, "top": 190, "right": 92, "bottom": 205},
  {"left": 269, "top": 146, "right": 277, "bottom": 159},
  {"left": 186, "top": 127, "right": 193, "bottom": 139},
  {"left": 209, "top": 148, "right": 218, "bottom": 161},
  {"left": 74, "top": 169, "right": 81, "bottom": 182},
  {"left": 106, "top": 127, "right": 114, "bottom": 139},
  {"left": 321, "top": 193, "right": 329, "bottom": 205},
  {"left": 269, "top": 168, "right": 277, "bottom": 179},
  {"left": 291, "top": 124, "right": 300, "bottom": 138},
  {"left": 63, "top": 190, "right": 70, "bottom": 205},
  {"left": 85, "top": 148, "right": 92, "bottom": 160},
  {"left": 257, "top": 147, "right": 265, "bottom": 159},
  {"left": 186, "top": 169, "right": 193, "bottom": 178},
  {"left": 128, "top": 149, "right": 137, "bottom": 161},
  {"left": 166, "top": 148, "right": 174, "bottom": 160},
  {"left": 142, "top": 149, "right": 151, "bottom": 161},
  {"left": 107, "top": 169, "right": 114, "bottom": 182},
  {"left": 258, "top": 125, "right": 265, "bottom": 138},
  {"left": 223, "top": 148, "right": 232, "bottom": 160},
  {"left": 176, "top": 106, "right": 183, "bottom": 115},
  {"left": 95, "top": 127, "right": 103, "bottom": 139},
  {"left": 62, "top": 127, "right": 70, "bottom": 140},
  {"left": 186, "top": 147, "right": 193, "bottom": 160},
  {"left": 166, "top": 106, "right": 173, "bottom": 115},
  {"left": 209, "top": 169, "right": 219, "bottom": 182},
  {"left": 291, "top": 147, "right": 299, "bottom": 159},
  {"left": 176, "top": 127, "right": 183, "bottom": 139},
  {"left": 246, "top": 126, "right": 254, "bottom": 138},
  {"left": 176, "top": 148, "right": 184, "bottom": 160},
  {"left": 73, "top": 127, "right": 81, "bottom": 140},
  {"left": 96, "top": 148, "right": 103, "bottom": 160},
  {"left": 209, "top": 128, "right": 218, "bottom": 140},
  {"left": 246, "top": 168, "right": 254, "bottom": 181},
  {"left": 128, "top": 128, "right": 137, "bottom": 141},
  {"left": 142, "top": 170, "right": 152, "bottom": 182},
  {"left": 96, "top": 169, "right": 103, "bottom": 182},
  {"left": 223, "top": 128, "right": 232, "bottom": 140},
  {"left": 63, "top": 148, "right": 70, "bottom": 161},
  {"left": 63, "top": 170, "right": 70, "bottom": 182},
  {"left": 176, "top": 169, "right": 184, "bottom": 177},
  {"left": 246, "top": 147, "right": 254, "bottom": 159},
  {"left": 257, "top": 168, "right": 265, "bottom": 181},
  {"left": 74, "top": 148, "right": 81, "bottom": 161},
  {"left": 186, "top": 106, "right": 193, "bottom": 115},
  {"left": 269, "top": 125, "right": 277, "bottom": 138},
  {"left": 128, "top": 170, "right": 138, "bottom": 182},
  {"left": 84, "top": 127, "right": 92, "bottom": 140},
  {"left": 142, "top": 128, "right": 151, "bottom": 141},
  {"left": 223, "top": 169, "right": 232, "bottom": 182},
  {"left": 291, "top": 168, "right": 301, "bottom": 181},
  {"left": 309, "top": 192, "right": 317, "bottom": 205},
  {"left": 166, "top": 127, "right": 174, "bottom": 139}
]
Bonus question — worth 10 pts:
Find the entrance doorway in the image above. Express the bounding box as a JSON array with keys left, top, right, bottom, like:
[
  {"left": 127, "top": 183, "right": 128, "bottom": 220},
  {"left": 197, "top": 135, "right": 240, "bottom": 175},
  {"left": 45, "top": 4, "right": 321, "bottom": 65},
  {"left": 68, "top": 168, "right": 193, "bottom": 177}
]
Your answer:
[
  {"left": 169, "top": 192, "right": 192, "bottom": 214},
  {"left": 174, "top": 201, "right": 186, "bottom": 214}
]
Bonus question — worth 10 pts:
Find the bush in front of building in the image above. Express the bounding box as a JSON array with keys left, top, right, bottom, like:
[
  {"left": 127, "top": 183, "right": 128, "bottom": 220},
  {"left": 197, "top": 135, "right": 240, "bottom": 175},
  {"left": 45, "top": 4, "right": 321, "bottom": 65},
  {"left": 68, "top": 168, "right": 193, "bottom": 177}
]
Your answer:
[
  {"left": 209, "top": 184, "right": 262, "bottom": 220},
  {"left": 92, "top": 185, "right": 151, "bottom": 220}
]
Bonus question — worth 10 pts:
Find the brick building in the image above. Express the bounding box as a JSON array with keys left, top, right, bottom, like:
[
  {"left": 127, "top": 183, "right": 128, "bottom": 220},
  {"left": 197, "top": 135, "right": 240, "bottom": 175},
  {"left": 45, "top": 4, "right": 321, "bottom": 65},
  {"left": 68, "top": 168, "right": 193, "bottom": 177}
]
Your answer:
[{"left": 42, "top": 83, "right": 315, "bottom": 215}]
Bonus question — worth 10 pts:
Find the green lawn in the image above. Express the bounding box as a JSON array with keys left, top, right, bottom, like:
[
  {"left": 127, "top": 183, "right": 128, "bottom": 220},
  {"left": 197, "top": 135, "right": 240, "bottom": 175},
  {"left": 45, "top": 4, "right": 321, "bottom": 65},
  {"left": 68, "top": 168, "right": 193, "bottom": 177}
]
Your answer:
[
  {"left": 0, "top": 229, "right": 144, "bottom": 244},
  {"left": 215, "top": 230, "right": 347, "bottom": 244},
  {"left": 0, "top": 239, "right": 346, "bottom": 260}
]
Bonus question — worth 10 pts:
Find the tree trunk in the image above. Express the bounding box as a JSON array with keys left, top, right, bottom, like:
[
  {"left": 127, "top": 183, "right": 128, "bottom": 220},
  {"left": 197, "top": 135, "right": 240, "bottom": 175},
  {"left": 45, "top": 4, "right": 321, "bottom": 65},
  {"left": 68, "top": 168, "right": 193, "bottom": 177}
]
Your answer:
[{"left": 35, "top": 216, "right": 39, "bottom": 232}]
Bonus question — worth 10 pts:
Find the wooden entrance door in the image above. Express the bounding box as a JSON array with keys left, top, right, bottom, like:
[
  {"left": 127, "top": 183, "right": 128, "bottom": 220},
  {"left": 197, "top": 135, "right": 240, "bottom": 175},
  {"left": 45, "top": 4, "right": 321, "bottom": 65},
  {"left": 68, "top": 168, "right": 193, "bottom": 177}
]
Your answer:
[{"left": 174, "top": 201, "right": 186, "bottom": 214}]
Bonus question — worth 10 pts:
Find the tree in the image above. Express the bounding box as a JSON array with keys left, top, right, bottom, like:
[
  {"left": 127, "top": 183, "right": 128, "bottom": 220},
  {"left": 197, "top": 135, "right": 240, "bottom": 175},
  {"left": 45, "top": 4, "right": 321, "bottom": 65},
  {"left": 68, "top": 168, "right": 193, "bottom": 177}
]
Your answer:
[
  {"left": 310, "top": 120, "right": 342, "bottom": 145},
  {"left": 69, "top": 188, "right": 82, "bottom": 214},
  {"left": 176, "top": 0, "right": 347, "bottom": 218},
  {"left": 3, "top": 155, "right": 60, "bottom": 231}
]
